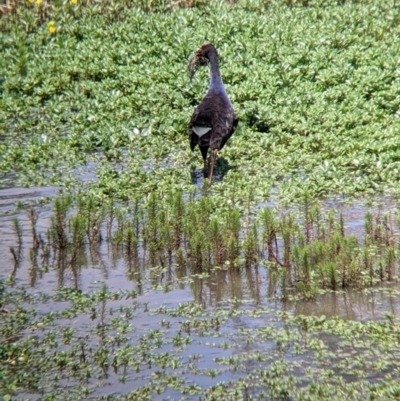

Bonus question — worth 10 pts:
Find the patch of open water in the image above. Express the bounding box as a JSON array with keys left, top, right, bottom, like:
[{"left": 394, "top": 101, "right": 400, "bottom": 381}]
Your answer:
[{"left": 2, "top": 182, "right": 400, "bottom": 399}]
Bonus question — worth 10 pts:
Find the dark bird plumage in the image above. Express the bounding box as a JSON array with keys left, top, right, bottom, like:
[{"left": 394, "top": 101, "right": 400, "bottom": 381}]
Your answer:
[{"left": 188, "top": 43, "right": 238, "bottom": 182}]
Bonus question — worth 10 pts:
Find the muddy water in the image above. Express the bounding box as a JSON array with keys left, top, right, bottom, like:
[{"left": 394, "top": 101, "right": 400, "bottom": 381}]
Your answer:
[
  {"left": 1, "top": 185, "right": 399, "bottom": 319},
  {"left": 2, "top": 185, "right": 400, "bottom": 399},
  {"left": 0, "top": 185, "right": 57, "bottom": 270}
]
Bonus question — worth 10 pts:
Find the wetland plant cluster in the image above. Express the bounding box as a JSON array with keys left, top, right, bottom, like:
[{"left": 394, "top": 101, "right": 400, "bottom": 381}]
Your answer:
[
  {"left": 2, "top": 277, "right": 400, "bottom": 400},
  {"left": 9, "top": 191, "right": 400, "bottom": 300},
  {"left": 2, "top": 0, "right": 400, "bottom": 399},
  {"left": 1, "top": 0, "right": 400, "bottom": 202}
]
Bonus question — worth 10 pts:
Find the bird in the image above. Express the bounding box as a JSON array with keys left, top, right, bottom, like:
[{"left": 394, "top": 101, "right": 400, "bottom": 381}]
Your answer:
[{"left": 188, "top": 43, "right": 238, "bottom": 182}]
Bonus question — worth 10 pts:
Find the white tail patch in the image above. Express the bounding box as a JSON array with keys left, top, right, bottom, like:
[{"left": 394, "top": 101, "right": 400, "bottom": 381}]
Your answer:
[{"left": 192, "top": 126, "right": 211, "bottom": 138}]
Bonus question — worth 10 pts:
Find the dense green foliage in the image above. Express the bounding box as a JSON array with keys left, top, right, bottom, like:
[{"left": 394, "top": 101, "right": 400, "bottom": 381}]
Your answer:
[
  {"left": 2, "top": 0, "right": 400, "bottom": 400},
  {"left": 1, "top": 0, "right": 400, "bottom": 203}
]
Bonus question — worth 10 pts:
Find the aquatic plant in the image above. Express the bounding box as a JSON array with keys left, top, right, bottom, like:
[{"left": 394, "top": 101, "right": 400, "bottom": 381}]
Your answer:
[
  {"left": 1, "top": 0, "right": 399, "bottom": 204},
  {"left": 7, "top": 192, "right": 399, "bottom": 301},
  {"left": 2, "top": 0, "right": 400, "bottom": 399}
]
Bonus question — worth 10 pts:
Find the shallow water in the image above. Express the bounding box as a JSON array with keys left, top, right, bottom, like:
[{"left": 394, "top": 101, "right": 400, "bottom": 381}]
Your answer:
[
  {"left": 1, "top": 184, "right": 400, "bottom": 316},
  {"left": 2, "top": 184, "right": 400, "bottom": 399}
]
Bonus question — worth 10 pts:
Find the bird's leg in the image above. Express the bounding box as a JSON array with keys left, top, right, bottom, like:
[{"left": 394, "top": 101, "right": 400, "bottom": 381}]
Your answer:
[
  {"left": 203, "top": 157, "right": 207, "bottom": 177},
  {"left": 208, "top": 148, "right": 218, "bottom": 182}
]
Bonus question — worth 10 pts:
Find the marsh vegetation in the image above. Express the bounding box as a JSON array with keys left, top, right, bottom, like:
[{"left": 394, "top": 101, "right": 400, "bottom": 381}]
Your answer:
[{"left": 1, "top": 0, "right": 400, "bottom": 399}]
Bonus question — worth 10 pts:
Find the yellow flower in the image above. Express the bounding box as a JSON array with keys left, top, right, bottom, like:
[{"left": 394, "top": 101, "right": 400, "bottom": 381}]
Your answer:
[
  {"left": 36, "top": 0, "right": 42, "bottom": 5},
  {"left": 48, "top": 21, "right": 56, "bottom": 34},
  {"left": 71, "top": 0, "right": 78, "bottom": 4}
]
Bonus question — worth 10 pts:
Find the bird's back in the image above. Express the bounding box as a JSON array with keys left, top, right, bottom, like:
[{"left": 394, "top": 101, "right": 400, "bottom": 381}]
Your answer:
[{"left": 189, "top": 89, "right": 236, "bottom": 151}]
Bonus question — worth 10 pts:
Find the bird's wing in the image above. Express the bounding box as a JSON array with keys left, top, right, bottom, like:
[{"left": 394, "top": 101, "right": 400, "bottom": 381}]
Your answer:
[
  {"left": 189, "top": 93, "right": 236, "bottom": 150},
  {"left": 218, "top": 114, "right": 238, "bottom": 150},
  {"left": 209, "top": 106, "right": 237, "bottom": 150}
]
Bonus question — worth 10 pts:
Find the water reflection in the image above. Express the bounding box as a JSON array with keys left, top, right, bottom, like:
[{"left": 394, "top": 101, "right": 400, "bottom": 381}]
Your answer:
[
  {"left": 190, "top": 157, "right": 234, "bottom": 186},
  {"left": 1, "top": 185, "right": 400, "bottom": 323}
]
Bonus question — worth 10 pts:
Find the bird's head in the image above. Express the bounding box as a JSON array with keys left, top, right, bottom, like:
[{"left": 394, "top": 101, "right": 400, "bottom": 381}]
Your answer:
[{"left": 188, "top": 43, "right": 217, "bottom": 81}]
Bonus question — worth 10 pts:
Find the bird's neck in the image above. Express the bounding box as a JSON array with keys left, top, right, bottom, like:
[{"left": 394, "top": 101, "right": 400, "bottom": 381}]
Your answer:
[{"left": 208, "top": 51, "right": 225, "bottom": 92}]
